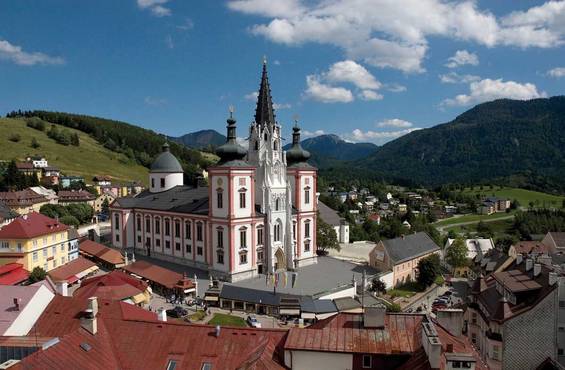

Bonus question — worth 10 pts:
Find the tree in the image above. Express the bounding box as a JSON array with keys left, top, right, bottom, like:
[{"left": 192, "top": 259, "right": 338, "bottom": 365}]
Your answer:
[
  {"left": 101, "top": 198, "right": 110, "bottom": 214},
  {"left": 445, "top": 238, "right": 468, "bottom": 268},
  {"left": 8, "top": 133, "right": 21, "bottom": 142},
  {"left": 316, "top": 216, "right": 340, "bottom": 254},
  {"left": 60, "top": 215, "right": 80, "bottom": 228},
  {"left": 417, "top": 254, "right": 441, "bottom": 288},
  {"left": 30, "top": 137, "right": 41, "bottom": 149},
  {"left": 476, "top": 220, "right": 493, "bottom": 237},
  {"left": 495, "top": 235, "right": 518, "bottom": 254},
  {"left": 28, "top": 266, "right": 47, "bottom": 283},
  {"left": 368, "top": 277, "right": 387, "bottom": 295},
  {"left": 70, "top": 132, "right": 80, "bottom": 146}
]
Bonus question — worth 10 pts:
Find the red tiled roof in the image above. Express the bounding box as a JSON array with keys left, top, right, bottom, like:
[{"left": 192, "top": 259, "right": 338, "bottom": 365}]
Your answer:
[
  {"left": 513, "top": 241, "right": 552, "bottom": 255},
  {"left": 0, "top": 212, "right": 68, "bottom": 239},
  {"left": 0, "top": 189, "right": 47, "bottom": 207},
  {"left": 57, "top": 190, "right": 95, "bottom": 201},
  {"left": 0, "top": 263, "right": 29, "bottom": 285},
  {"left": 25, "top": 295, "right": 286, "bottom": 370},
  {"left": 79, "top": 240, "right": 124, "bottom": 265},
  {"left": 285, "top": 313, "right": 423, "bottom": 354},
  {"left": 47, "top": 257, "right": 97, "bottom": 282},
  {"left": 122, "top": 260, "right": 195, "bottom": 290},
  {"left": 74, "top": 270, "right": 147, "bottom": 301},
  {"left": 15, "top": 162, "right": 34, "bottom": 170},
  {"left": 434, "top": 320, "right": 489, "bottom": 370}
]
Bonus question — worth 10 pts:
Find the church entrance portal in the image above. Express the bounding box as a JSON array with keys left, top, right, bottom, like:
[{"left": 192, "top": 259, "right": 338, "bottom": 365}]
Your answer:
[{"left": 274, "top": 248, "right": 286, "bottom": 271}]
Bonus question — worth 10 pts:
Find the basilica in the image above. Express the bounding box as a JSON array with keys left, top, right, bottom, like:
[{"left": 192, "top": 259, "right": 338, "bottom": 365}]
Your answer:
[{"left": 110, "top": 61, "right": 318, "bottom": 281}]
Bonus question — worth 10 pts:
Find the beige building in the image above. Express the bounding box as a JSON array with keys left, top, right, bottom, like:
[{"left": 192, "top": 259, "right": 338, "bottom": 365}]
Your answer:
[{"left": 369, "top": 232, "right": 440, "bottom": 287}]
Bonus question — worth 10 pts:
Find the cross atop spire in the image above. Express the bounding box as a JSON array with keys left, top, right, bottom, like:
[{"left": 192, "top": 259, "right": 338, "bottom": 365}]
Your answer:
[{"left": 254, "top": 58, "right": 276, "bottom": 128}]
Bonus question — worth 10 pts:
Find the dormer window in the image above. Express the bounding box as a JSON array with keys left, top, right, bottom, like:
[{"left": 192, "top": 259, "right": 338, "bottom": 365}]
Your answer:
[{"left": 160, "top": 178, "right": 165, "bottom": 188}]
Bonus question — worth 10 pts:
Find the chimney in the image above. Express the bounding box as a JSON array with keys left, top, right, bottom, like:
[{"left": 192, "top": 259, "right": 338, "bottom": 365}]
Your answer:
[
  {"left": 525, "top": 258, "right": 533, "bottom": 271},
  {"left": 549, "top": 272, "right": 560, "bottom": 286},
  {"left": 516, "top": 254, "right": 523, "bottom": 265},
  {"left": 422, "top": 320, "right": 441, "bottom": 370},
  {"left": 13, "top": 298, "right": 20, "bottom": 311},
  {"left": 157, "top": 308, "right": 167, "bottom": 322},
  {"left": 534, "top": 263, "right": 542, "bottom": 277},
  {"left": 124, "top": 252, "right": 129, "bottom": 266},
  {"left": 446, "top": 343, "right": 454, "bottom": 353},
  {"left": 80, "top": 297, "right": 98, "bottom": 335},
  {"left": 215, "top": 325, "right": 221, "bottom": 338},
  {"left": 363, "top": 306, "right": 385, "bottom": 329},
  {"left": 435, "top": 309, "right": 464, "bottom": 337},
  {"left": 56, "top": 281, "right": 69, "bottom": 297}
]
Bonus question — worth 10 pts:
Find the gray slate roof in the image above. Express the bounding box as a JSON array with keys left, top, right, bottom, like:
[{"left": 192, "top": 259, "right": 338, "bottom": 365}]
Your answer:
[
  {"left": 113, "top": 185, "right": 209, "bottom": 214},
  {"left": 299, "top": 297, "right": 337, "bottom": 314},
  {"left": 220, "top": 284, "right": 301, "bottom": 306},
  {"left": 318, "top": 201, "right": 342, "bottom": 227},
  {"left": 150, "top": 148, "right": 183, "bottom": 173},
  {"left": 0, "top": 201, "right": 18, "bottom": 221},
  {"left": 381, "top": 232, "right": 440, "bottom": 264}
]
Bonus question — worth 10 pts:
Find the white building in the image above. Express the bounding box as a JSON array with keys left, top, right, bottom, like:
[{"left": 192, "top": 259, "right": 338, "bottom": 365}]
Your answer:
[
  {"left": 111, "top": 61, "right": 318, "bottom": 281},
  {"left": 26, "top": 156, "right": 48, "bottom": 168}
]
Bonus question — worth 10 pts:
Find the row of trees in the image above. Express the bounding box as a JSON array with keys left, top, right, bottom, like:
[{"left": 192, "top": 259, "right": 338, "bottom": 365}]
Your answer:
[
  {"left": 40, "top": 203, "right": 94, "bottom": 227},
  {"left": 47, "top": 125, "right": 80, "bottom": 146},
  {"left": 0, "top": 160, "right": 39, "bottom": 191}
]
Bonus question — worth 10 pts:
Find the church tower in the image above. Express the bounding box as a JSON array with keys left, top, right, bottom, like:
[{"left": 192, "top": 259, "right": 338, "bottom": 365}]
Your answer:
[{"left": 247, "top": 59, "right": 294, "bottom": 273}]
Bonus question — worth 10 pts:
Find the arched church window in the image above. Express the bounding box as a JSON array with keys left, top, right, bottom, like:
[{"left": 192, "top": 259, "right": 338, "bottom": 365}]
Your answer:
[
  {"left": 273, "top": 140, "right": 278, "bottom": 150},
  {"left": 275, "top": 198, "right": 280, "bottom": 211},
  {"left": 254, "top": 141, "right": 259, "bottom": 150}
]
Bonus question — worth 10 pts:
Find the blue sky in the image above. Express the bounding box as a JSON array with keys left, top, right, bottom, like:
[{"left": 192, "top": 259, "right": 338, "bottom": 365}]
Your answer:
[{"left": 0, "top": 0, "right": 564, "bottom": 144}]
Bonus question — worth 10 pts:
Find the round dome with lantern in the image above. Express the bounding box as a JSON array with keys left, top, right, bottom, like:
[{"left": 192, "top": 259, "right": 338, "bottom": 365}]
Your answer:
[{"left": 149, "top": 143, "right": 184, "bottom": 193}]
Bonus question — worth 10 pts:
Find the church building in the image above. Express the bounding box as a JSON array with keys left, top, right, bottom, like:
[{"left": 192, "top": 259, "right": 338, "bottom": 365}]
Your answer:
[{"left": 110, "top": 61, "right": 318, "bottom": 281}]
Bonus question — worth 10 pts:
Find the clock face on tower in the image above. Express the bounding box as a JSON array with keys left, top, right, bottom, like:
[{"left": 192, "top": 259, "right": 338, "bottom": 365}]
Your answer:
[{"left": 217, "top": 178, "right": 223, "bottom": 186}]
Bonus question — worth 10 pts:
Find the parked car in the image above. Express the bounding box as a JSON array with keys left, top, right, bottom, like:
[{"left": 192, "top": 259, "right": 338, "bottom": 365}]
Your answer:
[
  {"left": 247, "top": 315, "right": 262, "bottom": 328},
  {"left": 442, "top": 290, "right": 453, "bottom": 296},
  {"left": 166, "top": 306, "right": 188, "bottom": 318},
  {"left": 434, "top": 297, "right": 450, "bottom": 304},
  {"left": 432, "top": 304, "right": 447, "bottom": 312}
]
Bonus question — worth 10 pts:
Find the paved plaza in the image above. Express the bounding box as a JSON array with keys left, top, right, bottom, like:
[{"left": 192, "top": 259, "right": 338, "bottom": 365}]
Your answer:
[{"left": 226, "top": 256, "right": 379, "bottom": 297}]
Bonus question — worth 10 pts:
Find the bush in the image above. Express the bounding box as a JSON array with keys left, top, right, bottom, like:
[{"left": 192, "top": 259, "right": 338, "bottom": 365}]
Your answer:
[
  {"left": 8, "top": 134, "right": 21, "bottom": 142},
  {"left": 30, "top": 137, "right": 41, "bottom": 149},
  {"left": 28, "top": 267, "right": 47, "bottom": 283},
  {"left": 26, "top": 117, "right": 46, "bottom": 131},
  {"left": 60, "top": 215, "right": 80, "bottom": 228}
]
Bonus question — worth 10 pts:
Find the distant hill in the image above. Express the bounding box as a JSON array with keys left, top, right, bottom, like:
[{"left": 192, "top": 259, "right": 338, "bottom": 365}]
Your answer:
[
  {"left": 355, "top": 96, "right": 565, "bottom": 192},
  {"left": 171, "top": 129, "right": 225, "bottom": 149},
  {"left": 0, "top": 118, "right": 149, "bottom": 184},
  {"left": 284, "top": 134, "right": 378, "bottom": 167}
]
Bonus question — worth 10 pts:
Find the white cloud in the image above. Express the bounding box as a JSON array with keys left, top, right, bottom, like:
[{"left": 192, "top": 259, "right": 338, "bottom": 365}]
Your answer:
[
  {"left": 377, "top": 119, "right": 413, "bottom": 128},
  {"left": 304, "top": 60, "right": 382, "bottom": 103},
  {"left": 229, "top": 0, "right": 565, "bottom": 73},
  {"left": 385, "top": 83, "right": 407, "bottom": 93},
  {"left": 0, "top": 39, "right": 64, "bottom": 66},
  {"left": 273, "top": 102, "right": 292, "bottom": 110},
  {"left": 358, "top": 90, "right": 383, "bottom": 101},
  {"left": 227, "top": 0, "right": 305, "bottom": 17},
  {"left": 442, "top": 78, "right": 547, "bottom": 107},
  {"left": 302, "top": 129, "right": 325, "bottom": 138},
  {"left": 548, "top": 67, "right": 565, "bottom": 78},
  {"left": 137, "top": 0, "right": 171, "bottom": 17},
  {"left": 304, "top": 75, "right": 354, "bottom": 103},
  {"left": 445, "top": 50, "right": 479, "bottom": 68},
  {"left": 244, "top": 91, "right": 259, "bottom": 101},
  {"left": 439, "top": 72, "right": 481, "bottom": 84},
  {"left": 236, "top": 137, "right": 249, "bottom": 147},
  {"left": 343, "top": 127, "right": 421, "bottom": 144},
  {"left": 176, "top": 18, "right": 194, "bottom": 31},
  {"left": 325, "top": 60, "right": 381, "bottom": 90},
  {"left": 144, "top": 96, "right": 168, "bottom": 106}
]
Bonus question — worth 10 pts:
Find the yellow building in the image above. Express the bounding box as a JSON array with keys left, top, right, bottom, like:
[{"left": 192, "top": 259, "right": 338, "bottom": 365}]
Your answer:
[
  {"left": 0, "top": 189, "right": 49, "bottom": 215},
  {"left": 0, "top": 212, "right": 74, "bottom": 272}
]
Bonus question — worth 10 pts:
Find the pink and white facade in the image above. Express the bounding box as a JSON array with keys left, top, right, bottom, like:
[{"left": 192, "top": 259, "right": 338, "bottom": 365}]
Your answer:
[{"left": 110, "top": 62, "right": 317, "bottom": 281}]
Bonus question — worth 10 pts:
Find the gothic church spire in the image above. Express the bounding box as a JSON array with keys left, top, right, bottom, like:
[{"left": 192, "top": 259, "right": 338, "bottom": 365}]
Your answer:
[{"left": 254, "top": 57, "right": 276, "bottom": 128}]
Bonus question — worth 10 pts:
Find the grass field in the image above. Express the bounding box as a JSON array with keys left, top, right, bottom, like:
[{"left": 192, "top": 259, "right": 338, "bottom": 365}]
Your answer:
[
  {"left": 434, "top": 211, "right": 516, "bottom": 228},
  {"left": 461, "top": 186, "right": 565, "bottom": 209},
  {"left": 0, "top": 118, "right": 149, "bottom": 185},
  {"left": 387, "top": 282, "right": 423, "bottom": 298},
  {"left": 207, "top": 313, "right": 247, "bottom": 327},
  {"left": 446, "top": 219, "right": 514, "bottom": 234}
]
